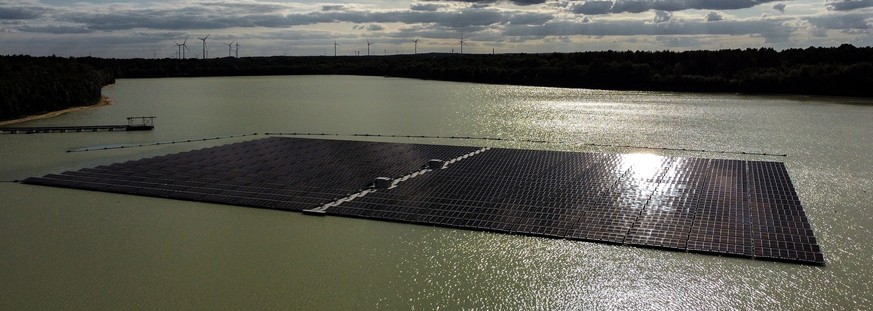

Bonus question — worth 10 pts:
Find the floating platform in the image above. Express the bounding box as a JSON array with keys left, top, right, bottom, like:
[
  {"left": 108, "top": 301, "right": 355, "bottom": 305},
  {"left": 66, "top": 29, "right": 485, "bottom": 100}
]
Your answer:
[
  {"left": 1, "top": 116, "right": 155, "bottom": 134},
  {"left": 0, "top": 125, "right": 142, "bottom": 134},
  {"left": 22, "top": 137, "right": 824, "bottom": 265}
]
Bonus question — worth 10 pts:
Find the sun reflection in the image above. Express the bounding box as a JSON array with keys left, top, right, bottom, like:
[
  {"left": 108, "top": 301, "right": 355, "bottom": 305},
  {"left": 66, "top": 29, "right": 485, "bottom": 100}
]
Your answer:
[{"left": 619, "top": 153, "right": 668, "bottom": 180}]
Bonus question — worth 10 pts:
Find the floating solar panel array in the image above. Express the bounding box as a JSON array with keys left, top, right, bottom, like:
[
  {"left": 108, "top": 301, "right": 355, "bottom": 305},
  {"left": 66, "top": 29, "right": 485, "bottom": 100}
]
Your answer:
[
  {"left": 25, "top": 137, "right": 479, "bottom": 211},
  {"left": 23, "top": 137, "right": 824, "bottom": 265}
]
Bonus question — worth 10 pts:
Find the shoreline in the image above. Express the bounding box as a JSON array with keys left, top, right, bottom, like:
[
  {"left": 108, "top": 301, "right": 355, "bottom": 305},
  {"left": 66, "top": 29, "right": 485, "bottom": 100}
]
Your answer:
[{"left": 0, "top": 96, "right": 113, "bottom": 126}]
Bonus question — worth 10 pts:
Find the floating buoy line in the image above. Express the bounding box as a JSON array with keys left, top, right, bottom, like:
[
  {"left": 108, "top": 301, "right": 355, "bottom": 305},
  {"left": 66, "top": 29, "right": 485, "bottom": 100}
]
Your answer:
[
  {"left": 65, "top": 131, "right": 787, "bottom": 157},
  {"left": 66, "top": 133, "right": 260, "bottom": 153}
]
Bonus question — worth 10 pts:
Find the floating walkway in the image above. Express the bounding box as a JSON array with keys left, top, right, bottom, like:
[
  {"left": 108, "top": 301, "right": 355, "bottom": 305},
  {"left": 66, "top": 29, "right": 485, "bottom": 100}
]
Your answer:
[
  {"left": 0, "top": 116, "right": 155, "bottom": 134},
  {"left": 22, "top": 136, "right": 824, "bottom": 265}
]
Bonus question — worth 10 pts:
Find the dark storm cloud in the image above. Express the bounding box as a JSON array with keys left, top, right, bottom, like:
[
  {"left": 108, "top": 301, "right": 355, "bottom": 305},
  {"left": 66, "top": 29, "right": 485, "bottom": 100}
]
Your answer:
[
  {"left": 566, "top": 0, "right": 783, "bottom": 15},
  {"left": 0, "top": 5, "right": 48, "bottom": 20},
  {"left": 826, "top": 0, "right": 873, "bottom": 11}
]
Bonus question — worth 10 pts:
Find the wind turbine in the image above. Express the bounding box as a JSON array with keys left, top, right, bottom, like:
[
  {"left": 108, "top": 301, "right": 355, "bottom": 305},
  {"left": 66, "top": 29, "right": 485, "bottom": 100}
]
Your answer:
[
  {"left": 366, "top": 40, "right": 373, "bottom": 56},
  {"left": 198, "top": 34, "right": 209, "bottom": 59},
  {"left": 333, "top": 41, "right": 339, "bottom": 56},
  {"left": 235, "top": 41, "right": 240, "bottom": 58},
  {"left": 181, "top": 36, "right": 190, "bottom": 59},
  {"left": 413, "top": 38, "right": 419, "bottom": 54},
  {"left": 459, "top": 33, "right": 465, "bottom": 54},
  {"left": 224, "top": 41, "right": 235, "bottom": 57},
  {"left": 174, "top": 36, "right": 189, "bottom": 59},
  {"left": 173, "top": 41, "right": 181, "bottom": 59}
]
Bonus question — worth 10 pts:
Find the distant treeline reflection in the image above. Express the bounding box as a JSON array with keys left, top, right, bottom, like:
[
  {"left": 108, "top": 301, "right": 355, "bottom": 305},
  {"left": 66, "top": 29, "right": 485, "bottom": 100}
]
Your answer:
[{"left": 2, "top": 44, "right": 872, "bottom": 121}]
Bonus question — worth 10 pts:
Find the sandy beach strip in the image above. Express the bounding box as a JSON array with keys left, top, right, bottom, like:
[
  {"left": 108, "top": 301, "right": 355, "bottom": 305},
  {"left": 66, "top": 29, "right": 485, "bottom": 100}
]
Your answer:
[{"left": 0, "top": 96, "right": 113, "bottom": 126}]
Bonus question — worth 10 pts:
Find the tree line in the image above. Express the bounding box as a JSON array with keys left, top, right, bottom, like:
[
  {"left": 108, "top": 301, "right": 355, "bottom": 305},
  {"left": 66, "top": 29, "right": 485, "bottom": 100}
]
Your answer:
[
  {"left": 90, "top": 44, "right": 873, "bottom": 97},
  {"left": 2, "top": 44, "right": 871, "bottom": 121},
  {"left": 0, "top": 55, "right": 114, "bottom": 121}
]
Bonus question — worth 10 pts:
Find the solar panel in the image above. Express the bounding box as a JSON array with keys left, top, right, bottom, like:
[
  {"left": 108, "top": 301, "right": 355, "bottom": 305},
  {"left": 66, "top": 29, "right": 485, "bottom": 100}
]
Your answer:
[{"left": 22, "top": 136, "right": 824, "bottom": 265}]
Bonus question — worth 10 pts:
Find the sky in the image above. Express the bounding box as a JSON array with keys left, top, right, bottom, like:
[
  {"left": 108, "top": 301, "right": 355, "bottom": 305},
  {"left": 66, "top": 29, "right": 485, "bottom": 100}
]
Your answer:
[{"left": 1, "top": 0, "right": 872, "bottom": 58}]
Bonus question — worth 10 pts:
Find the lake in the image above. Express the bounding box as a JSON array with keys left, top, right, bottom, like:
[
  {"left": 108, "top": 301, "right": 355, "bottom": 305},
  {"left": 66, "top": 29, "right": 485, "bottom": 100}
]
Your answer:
[{"left": 2, "top": 75, "right": 872, "bottom": 309}]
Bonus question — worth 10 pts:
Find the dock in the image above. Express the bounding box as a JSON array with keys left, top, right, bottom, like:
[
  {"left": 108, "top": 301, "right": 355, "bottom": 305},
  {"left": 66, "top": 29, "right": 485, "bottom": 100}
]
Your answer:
[{"left": 0, "top": 116, "right": 155, "bottom": 134}]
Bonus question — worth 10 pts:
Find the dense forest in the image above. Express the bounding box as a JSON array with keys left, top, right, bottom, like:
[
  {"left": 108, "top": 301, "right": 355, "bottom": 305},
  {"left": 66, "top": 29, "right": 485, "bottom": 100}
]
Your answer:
[
  {"left": 0, "top": 56, "right": 114, "bottom": 121},
  {"left": 2, "top": 44, "right": 872, "bottom": 122}
]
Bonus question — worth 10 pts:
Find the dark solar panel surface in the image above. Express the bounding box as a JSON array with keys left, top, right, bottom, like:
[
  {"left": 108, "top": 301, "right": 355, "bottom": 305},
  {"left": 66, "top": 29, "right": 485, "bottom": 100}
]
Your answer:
[
  {"left": 24, "top": 137, "right": 480, "bottom": 211},
  {"left": 24, "top": 137, "right": 824, "bottom": 265}
]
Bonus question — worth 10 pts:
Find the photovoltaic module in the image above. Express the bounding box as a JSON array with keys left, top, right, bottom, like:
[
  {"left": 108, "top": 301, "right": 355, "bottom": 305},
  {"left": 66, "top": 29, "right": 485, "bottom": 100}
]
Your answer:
[{"left": 23, "top": 136, "right": 824, "bottom": 265}]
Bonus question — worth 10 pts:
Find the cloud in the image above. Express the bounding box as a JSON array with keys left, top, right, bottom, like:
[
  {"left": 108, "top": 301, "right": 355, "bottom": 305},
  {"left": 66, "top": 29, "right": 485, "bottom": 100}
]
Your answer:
[
  {"left": 704, "top": 11, "right": 724, "bottom": 21},
  {"left": 805, "top": 12, "right": 872, "bottom": 29},
  {"left": 826, "top": 0, "right": 873, "bottom": 11},
  {"left": 51, "top": 5, "right": 554, "bottom": 32},
  {"left": 322, "top": 5, "right": 346, "bottom": 11},
  {"left": 656, "top": 35, "right": 702, "bottom": 47},
  {"left": 565, "top": 0, "right": 783, "bottom": 15},
  {"left": 503, "top": 16, "right": 793, "bottom": 43},
  {"left": 423, "top": 0, "right": 549, "bottom": 6},
  {"left": 0, "top": 5, "right": 48, "bottom": 20},
  {"left": 410, "top": 3, "right": 446, "bottom": 11},
  {"left": 653, "top": 10, "right": 672, "bottom": 23},
  {"left": 440, "top": 0, "right": 786, "bottom": 10},
  {"left": 200, "top": 2, "right": 289, "bottom": 14},
  {"left": 1, "top": 0, "right": 870, "bottom": 57},
  {"left": 18, "top": 24, "right": 91, "bottom": 34},
  {"left": 772, "top": 2, "right": 785, "bottom": 12},
  {"left": 568, "top": 1, "right": 613, "bottom": 14}
]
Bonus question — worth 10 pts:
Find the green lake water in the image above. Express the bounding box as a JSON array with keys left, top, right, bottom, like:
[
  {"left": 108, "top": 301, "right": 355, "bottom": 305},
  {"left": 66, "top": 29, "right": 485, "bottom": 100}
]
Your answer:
[{"left": 2, "top": 76, "right": 872, "bottom": 309}]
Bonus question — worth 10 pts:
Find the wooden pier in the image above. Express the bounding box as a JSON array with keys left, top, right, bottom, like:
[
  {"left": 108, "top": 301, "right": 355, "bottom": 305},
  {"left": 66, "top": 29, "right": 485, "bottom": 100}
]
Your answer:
[{"left": 0, "top": 116, "right": 155, "bottom": 134}]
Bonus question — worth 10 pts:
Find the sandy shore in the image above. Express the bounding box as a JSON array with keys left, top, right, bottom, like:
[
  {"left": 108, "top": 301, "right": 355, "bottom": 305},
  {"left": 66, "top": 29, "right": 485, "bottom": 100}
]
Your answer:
[{"left": 0, "top": 96, "right": 114, "bottom": 126}]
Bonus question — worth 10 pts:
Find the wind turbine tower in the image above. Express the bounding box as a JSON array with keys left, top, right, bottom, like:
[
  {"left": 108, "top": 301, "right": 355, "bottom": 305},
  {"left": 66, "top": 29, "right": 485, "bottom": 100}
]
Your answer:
[
  {"left": 366, "top": 40, "right": 373, "bottom": 56},
  {"left": 413, "top": 38, "right": 419, "bottom": 54},
  {"left": 173, "top": 41, "right": 182, "bottom": 59},
  {"left": 459, "top": 34, "right": 465, "bottom": 54},
  {"left": 334, "top": 41, "right": 339, "bottom": 56},
  {"left": 235, "top": 41, "right": 240, "bottom": 58},
  {"left": 225, "top": 41, "right": 235, "bottom": 57},
  {"left": 181, "top": 36, "right": 190, "bottom": 59},
  {"left": 198, "top": 35, "right": 209, "bottom": 59},
  {"left": 175, "top": 36, "right": 190, "bottom": 59}
]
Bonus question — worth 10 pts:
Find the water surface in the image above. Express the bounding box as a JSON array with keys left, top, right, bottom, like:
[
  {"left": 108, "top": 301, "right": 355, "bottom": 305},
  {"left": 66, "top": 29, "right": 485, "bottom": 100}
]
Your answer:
[{"left": 2, "top": 76, "right": 872, "bottom": 309}]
